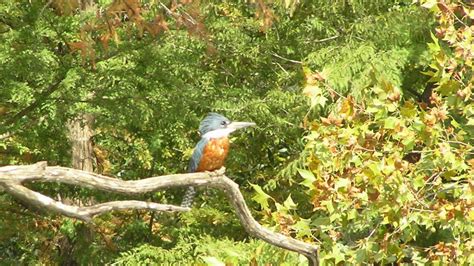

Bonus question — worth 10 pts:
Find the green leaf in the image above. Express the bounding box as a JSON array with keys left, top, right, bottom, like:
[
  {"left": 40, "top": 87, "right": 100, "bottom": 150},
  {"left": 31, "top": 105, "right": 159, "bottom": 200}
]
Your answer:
[
  {"left": 250, "top": 183, "right": 271, "bottom": 209},
  {"left": 335, "top": 178, "right": 351, "bottom": 191},
  {"left": 313, "top": 95, "right": 328, "bottom": 108},
  {"left": 438, "top": 80, "right": 460, "bottom": 96},
  {"left": 298, "top": 169, "right": 316, "bottom": 190},
  {"left": 400, "top": 101, "right": 417, "bottom": 118},
  {"left": 332, "top": 244, "right": 345, "bottom": 264},
  {"left": 429, "top": 31, "right": 440, "bottom": 50},
  {"left": 355, "top": 249, "right": 367, "bottom": 264},
  {"left": 384, "top": 117, "right": 398, "bottom": 129},
  {"left": 312, "top": 217, "right": 330, "bottom": 226},
  {"left": 201, "top": 256, "right": 225, "bottom": 266},
  {"left": 366, "top": 105, "right": 381, "bottom": 113},
  {"left": 347, "top": 208, "right": 357, "bottom": 220},
  {"left": 292, "top": 218, "right": 312, "bottom": 238},
  {"left": 451, "top": 119, "right": 460, "bottom": 128},
  {"left": 322, "top": 200, "right": 335, "bottom": 214},
  {"left": 283, "top": 194, "right": 297, "bottom": 210},
  {"left": 421, "top": 0, "right": 437, "bottom": 9},
  {"left": 413, "top": 175, "right": 425, "bottom": 189},
  {"left": 402, "top": 137, "right": 415, "bottom": 150}
]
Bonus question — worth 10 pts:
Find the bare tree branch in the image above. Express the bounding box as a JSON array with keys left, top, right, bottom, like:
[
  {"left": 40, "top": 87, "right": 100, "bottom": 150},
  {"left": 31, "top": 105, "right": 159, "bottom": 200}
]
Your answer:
[
  {"left": 0, "top": 162, "right": 319, "bottom": 266},
  {"left": 80, "top": 201, "right": 188, "bottom": 218}
]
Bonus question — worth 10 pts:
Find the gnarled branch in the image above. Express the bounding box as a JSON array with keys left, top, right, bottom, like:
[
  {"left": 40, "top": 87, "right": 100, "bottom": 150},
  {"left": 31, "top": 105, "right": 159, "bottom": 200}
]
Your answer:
[{"left": 0, "top": 162, "right": 318, "bottom": 265}]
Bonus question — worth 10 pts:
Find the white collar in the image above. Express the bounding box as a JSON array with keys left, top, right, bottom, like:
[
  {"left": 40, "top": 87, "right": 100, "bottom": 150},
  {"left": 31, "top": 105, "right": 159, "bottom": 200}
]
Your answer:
[{"left": 202, "top": 128, "right": 235, "bottom": 139}]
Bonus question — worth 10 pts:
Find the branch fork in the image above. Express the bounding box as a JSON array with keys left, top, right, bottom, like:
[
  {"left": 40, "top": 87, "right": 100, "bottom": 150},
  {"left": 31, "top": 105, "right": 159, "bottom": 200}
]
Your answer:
[{"left": 0, "top": 162, "right": 318, "bottom": 265}]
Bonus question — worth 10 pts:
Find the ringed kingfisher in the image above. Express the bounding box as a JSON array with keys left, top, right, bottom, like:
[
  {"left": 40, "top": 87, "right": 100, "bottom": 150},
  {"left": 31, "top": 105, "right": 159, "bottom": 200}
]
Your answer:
[{"left": 181, "top": 113, "right": 256, "bottom": 207}]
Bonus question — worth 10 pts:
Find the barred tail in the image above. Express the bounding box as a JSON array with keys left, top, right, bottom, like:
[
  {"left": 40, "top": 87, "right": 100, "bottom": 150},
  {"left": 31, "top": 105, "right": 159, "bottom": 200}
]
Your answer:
[{"left": 181, "top": 186, "right": 196, "bottom": 208}]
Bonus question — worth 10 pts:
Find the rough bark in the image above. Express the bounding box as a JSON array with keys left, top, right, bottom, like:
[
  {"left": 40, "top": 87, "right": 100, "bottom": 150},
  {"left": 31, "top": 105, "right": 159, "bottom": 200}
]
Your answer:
[
  {"left": 67, "top": 114, "right": 95, "bottom": 172},
  {"left": 0, "top": 162, "right": 319, "bottom": 266}
]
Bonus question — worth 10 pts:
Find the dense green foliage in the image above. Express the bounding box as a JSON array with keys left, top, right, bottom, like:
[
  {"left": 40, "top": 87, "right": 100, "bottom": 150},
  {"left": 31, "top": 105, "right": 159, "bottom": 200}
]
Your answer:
[{"left": 1, "top": 0, "right": 472, "bottom": 264}]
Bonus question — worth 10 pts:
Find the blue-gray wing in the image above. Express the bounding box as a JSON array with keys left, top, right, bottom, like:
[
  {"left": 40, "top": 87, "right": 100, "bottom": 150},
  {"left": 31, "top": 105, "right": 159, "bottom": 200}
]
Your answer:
[{"left": 188, "top": 138, "right": 209, "bottom": 173}]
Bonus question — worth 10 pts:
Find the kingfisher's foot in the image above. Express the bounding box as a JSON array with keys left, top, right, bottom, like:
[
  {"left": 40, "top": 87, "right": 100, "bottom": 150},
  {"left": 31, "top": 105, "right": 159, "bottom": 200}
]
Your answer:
[
  {"left": 215, "top": 167, "right": 226, "bottom": 175},
  {"left": 204, "top": 167, "right": 226, "bottom": 176}
]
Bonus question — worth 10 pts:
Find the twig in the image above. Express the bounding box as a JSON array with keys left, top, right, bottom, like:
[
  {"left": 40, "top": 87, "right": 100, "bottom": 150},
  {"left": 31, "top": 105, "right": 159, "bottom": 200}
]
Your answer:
[
  {"left": 159, "top": 2, "right": 196, "bottom": 25},
  {"left": 273, "top": 62, "right": 289, "bottom": 75},
  {"left": 159, "top": 2, "right": 174, "bottom": 16},
  {"left": 314, "top": 35, "right": 339, "bottom": 43},
  {"left": 40, "top": 0, "right": 54, "bottom": 15},
  {"left": 271, "top": 53, "right": 302, "bottom": 64},
  {"left": 447, "top": 140, "right": 471, "bottom": 146}
]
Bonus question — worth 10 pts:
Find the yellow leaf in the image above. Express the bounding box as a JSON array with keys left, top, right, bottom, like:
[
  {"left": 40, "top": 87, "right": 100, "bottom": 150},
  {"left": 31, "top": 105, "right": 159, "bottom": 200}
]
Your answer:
[
  {"left": 421, "top": 0, "right": 437, "bottom": 9},
  {"left": 468, "top": 210, "right": 474, "bottom": 222},
  {"left": 298, "top": 169, "right": 316, "bottom": 190},
  {"left": 339, "top": 96, "right": 354, "bottom": 119},
  {"left": 303, "top": 84, "right": 320, "bottom": 98},
  {"left": 469, "top": 9, "right": 474, "bottom": 19}
]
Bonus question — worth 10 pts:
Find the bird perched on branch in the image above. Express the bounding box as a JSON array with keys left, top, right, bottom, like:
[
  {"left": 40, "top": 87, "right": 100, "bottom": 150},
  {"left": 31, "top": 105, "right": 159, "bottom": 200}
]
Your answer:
[{"left": 181, "top": 113, "right": 256, "bottom": 207}]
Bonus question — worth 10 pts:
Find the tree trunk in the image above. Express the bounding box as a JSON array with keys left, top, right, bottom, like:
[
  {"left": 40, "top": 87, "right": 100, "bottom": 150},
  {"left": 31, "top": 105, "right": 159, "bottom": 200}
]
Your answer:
[
  {"left": 58, "top": 113, "right": 95, "bottom": 265},
  {"left": 67, "top": 114, "right": 95, "bottom": 172}
]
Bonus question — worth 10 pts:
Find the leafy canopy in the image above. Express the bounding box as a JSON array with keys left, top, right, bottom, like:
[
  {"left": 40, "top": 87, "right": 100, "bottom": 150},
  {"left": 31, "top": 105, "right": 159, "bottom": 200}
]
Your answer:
[{"left": 2, "top": 0, "right": 472, "bottom": 265}]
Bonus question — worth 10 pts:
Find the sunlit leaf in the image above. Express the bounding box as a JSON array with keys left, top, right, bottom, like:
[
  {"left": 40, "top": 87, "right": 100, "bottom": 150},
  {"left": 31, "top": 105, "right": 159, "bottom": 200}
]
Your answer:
[
  {"left": 292, "top": 218, "right": 312, "bottom": 238},
  {"left": 250, "top": 183, "right": 271, "bottom": 209},
  {"left": 384, "top": 117, "right": 398, "bottom": 129},
  {"left": 283, "top": 194, "right": 297, "bottom": 210},
  {"left": 421, "top": 0, "right": 437, "bottom": 9},
  {"left": 298, "top": 169, "right": 316, "bottom": 190},
  {"left": 334, "top": 178, "right": 351, "bottom": 191},
  {"left": 201, "top": 256, "right": 225, "bottom": 266}
]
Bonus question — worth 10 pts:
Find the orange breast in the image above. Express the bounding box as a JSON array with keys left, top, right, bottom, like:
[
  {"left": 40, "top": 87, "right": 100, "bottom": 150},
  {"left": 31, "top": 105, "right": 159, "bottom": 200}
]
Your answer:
[{"left": 197, "top": 137, "right": 230, "bottom": 172}]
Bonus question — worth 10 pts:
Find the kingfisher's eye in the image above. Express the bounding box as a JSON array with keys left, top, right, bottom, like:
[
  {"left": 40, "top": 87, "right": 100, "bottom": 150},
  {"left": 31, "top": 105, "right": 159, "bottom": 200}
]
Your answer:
[{"left": 221, "top": 121, "right": 227, "bottom": 125}]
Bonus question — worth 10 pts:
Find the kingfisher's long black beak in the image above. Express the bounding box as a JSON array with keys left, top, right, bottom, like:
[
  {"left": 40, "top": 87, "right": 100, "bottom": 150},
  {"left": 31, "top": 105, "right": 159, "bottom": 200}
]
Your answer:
[{"left": 227, "top": 121, "right": 256, "bottom": 131}]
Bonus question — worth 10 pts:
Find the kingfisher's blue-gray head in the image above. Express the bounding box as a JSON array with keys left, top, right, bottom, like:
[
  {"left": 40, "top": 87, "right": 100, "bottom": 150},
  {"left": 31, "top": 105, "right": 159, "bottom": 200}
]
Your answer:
[{"left": 199, "top": 113, "right": 256, "bottom": 139}]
